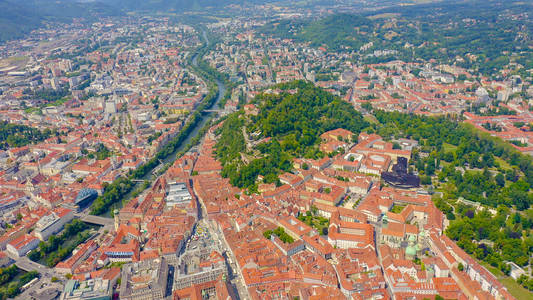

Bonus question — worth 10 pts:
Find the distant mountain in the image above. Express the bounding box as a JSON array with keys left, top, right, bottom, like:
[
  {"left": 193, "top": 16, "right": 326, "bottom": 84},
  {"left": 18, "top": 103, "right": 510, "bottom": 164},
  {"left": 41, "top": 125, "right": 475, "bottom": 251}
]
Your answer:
[
  {"left": 25, "top": 0, "right": 122, "bottom": 23},
  {"left": 0, "top": 0, "right": 122, "bottom": 43},
  {"left": 107, "top": 0, "right": 281, "bottom": 12},
  {"left": 0, "top": 1, "right": 41, "bottom": 42}
]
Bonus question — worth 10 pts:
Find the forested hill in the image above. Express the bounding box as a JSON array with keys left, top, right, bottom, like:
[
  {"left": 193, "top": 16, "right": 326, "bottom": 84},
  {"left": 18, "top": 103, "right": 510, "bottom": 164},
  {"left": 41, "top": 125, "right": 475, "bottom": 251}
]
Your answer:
[
  {"left": 0, "top": 1, "right": 41, "bottom": 42},
  {"left": 258, "top": 0, "right": 532, "bottom": 75},
  {"left": 215, "top": 80, "right": 368, "bottom": 191},
  {"left": 258, "top": 14, "right": 372, "bottom": 51}
]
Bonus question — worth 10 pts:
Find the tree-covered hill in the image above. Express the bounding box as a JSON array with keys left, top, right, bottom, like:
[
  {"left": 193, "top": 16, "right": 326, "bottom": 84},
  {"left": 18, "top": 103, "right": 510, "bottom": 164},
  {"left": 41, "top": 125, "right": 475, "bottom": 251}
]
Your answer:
[
  {"left": 259, "top": 14, "right": 372, "bottom": 51},
  {"left": 0, "top": 1, "right": 41, "bottom": 42},
  {"left": 259, "top": 0, "right": 532, "bottom": 75},
  {"left": 215, "top": 80, "right": 368, "bottom": 191},
  {"left": 0, "top": 0, "right": 122, "bottom": 42}
]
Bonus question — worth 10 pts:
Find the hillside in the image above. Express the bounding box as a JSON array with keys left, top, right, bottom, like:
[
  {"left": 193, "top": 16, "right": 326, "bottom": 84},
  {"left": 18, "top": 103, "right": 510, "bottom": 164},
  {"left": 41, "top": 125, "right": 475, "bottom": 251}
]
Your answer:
[
  {"left": 0, "top": 0, "right": 275, "bottom": 42},
  {"left": 259, "top": 14, "right": 372, "bottom": 51},
  {"left": 362, "top": 108, "right": 533, "bottom": 280},
  {"left": 215, "top": 81, "right": 368, "bottom": 191},
  {"left": 259, "top": 0, "right": 533, "bottom": 75},
  {"left": 107, "top": 0, "right": 282, "bottom": 12},
  {"left": 0, "top": 0, "right": 122, "bottom": 42},
  {"left": 0, "top": 1, "right": 41, "bottom": 42}
]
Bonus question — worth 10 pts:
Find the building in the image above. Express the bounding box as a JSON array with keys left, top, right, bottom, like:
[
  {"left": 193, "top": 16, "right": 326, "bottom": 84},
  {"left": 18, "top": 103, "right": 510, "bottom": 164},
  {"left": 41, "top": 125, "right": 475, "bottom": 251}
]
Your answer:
[
  {"left": 61, "top": 278, "right": 112, "bottom": 300},
  {"left": 381, "top": 157, "right": 420, "bottom": 188},
  {"left": 55, "top": 240, "right": 98, "bottom": 274},
  {"left": 328, "top": 212, "right": 374, "bottom": 250},
  {"left": 103, "top": 225, "right": 141, "bottom": 262},
  {"left": 104, "top": 100, "right": 117, "bottom": 115},
  {"left": 173, "top": 278, "right": 234, "bottom": 300},
  {"left": 74, "top": 189, "right": 99, "bottom": 211},
  {"left": 270, "top": 235, "right": 305, "bottom": 257},
  {"left": 166, "top": 182, "right": 192, "bottom": 207},
  {"left": 174, "top": 250, "right": 228, "bottom": 291},
  {"left": 119, "top": 257, "right": 169, "bottom": 300},
  {"left": 34, "top": 208, "right": 74, "bottom": 241},
  {"left": 6, "top": 234, "right": 40, "bottom": 257}
]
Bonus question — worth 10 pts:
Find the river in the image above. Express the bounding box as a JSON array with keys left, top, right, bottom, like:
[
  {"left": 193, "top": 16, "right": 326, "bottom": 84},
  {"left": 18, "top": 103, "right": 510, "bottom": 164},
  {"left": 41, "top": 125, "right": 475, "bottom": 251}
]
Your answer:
[
  {"left": 101, "top": 30, "right": 225, "bottom": 216},
  {"left": 154, "top": 29, "right": 225, "bottom": 169}
]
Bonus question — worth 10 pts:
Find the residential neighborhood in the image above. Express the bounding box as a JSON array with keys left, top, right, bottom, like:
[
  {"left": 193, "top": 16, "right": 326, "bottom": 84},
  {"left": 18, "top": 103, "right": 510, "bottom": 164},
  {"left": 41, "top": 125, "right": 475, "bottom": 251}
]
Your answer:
[{"left": 0, "top": 1, "right": 531, "bottom": 299}]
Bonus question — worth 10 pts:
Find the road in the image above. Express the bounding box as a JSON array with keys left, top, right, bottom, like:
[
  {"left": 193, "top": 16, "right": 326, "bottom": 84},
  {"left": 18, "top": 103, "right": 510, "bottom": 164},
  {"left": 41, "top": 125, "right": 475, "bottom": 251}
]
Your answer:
[
  {"left": 206, "top": 219, "right": 250, "bottom": 299},
  {"left": 171, "top": 28, "right": 248, "bottom": 299},
  {"left": 12, "top": 256, "right": 63, "bottom": 300},
  {"left": 15, "top": 278, "right": 62, "bottom": 300},
  {"left": 14, "top": 256, "right": 53, "bottom": 276},
  {"left": 76, "top": 214, "right": 114, "bottom": 226}
]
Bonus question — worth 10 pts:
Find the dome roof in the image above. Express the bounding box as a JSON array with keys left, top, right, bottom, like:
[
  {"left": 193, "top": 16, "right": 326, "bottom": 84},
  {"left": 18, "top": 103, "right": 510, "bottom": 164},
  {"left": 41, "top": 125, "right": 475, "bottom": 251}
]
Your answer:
[{"left": 406, "top": 245, "right": 416, "bottom": 256}]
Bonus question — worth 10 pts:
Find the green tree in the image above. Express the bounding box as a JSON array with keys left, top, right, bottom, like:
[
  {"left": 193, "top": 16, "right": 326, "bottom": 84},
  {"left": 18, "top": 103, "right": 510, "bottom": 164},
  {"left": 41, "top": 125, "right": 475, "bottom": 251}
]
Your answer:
[{"left": 495, "top": 173, "right": 505, "bottom": 187}]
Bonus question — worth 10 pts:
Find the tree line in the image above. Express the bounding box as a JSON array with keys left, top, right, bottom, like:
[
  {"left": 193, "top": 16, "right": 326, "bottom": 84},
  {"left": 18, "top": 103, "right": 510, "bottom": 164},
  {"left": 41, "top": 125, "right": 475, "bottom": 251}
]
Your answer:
[
  {"left": 28, "top": 219, "right": 92, "bottom": 267},
  {"left": 0, "top": 121, "right": 54, "bottom": 150}
]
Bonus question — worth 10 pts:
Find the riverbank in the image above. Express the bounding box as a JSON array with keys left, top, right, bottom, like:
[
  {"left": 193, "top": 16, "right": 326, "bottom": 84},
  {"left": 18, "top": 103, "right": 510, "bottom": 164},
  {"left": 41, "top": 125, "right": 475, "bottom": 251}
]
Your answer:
[{"left": 91, "top": 28, "right": 228, "bottom": 216}]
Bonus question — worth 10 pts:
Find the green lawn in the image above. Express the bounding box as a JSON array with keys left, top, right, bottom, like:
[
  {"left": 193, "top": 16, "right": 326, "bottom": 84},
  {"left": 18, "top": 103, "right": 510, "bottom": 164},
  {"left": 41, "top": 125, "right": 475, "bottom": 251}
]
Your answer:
[
  {"left": 501, "top": 276, "right": 532, "bottom": 300},
  {"left": 494, "top": 156, "right": 512, "bottom": 170},
  {"left": 45, "top": 96, "right": 69, "bottom": 107},
  {"left": 391, "top": 204, "right": 406, "bottom": 213},
  {"left": 480, "top": 261, "right": 504, "bottom": 277},
  {"left": 363, "top": 115, "right": 380, "bottom": 124},
  {"left": 298, "top": 214, "right": 330, "bottom": 235},
  {"left": 24, "top": 107, "right": 42, "bottom": 114},
  {"left": 479, "top": 261, "right": 532, "bottom": 300},
  {"left": 368, "top": 13, "right": 401, "bottom": 19},
  {"left": 442, "top": 143, "right": 457, "bottom": 153}
]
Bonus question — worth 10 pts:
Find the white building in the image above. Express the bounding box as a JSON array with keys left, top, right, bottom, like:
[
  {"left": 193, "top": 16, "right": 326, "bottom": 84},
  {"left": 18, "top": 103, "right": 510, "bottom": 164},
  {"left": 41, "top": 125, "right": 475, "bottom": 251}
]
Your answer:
[
  {"left": 6, "top": 234, "right": 40, "bottom": 257},
  {"left": 166, "top": 182, "right": 192, "bottom": 208},
  {"left": 508, "top": 262, "right": 526, "bottom": 280},
  {"left": 34, "top": 208, "right": 74, "bottom": 241}
]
